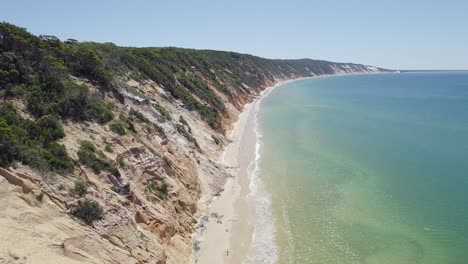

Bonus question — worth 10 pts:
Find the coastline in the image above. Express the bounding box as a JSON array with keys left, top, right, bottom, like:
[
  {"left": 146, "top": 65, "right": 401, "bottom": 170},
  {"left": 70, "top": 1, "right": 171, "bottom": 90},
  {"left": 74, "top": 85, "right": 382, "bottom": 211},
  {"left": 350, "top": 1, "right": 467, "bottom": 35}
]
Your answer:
[
  {"left": 193, "top": 78, "right": 297, "bottom": 264},
  {"left": 193, "top": 71, "right": 390, "bottom": 264}
]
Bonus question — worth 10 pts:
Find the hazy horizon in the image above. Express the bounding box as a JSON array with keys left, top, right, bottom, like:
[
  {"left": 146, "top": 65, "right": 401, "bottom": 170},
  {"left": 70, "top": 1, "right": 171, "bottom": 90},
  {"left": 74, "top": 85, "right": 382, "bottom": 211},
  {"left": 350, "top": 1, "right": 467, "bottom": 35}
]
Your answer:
[{"left": 2, "top": 0, "right": 467, "bottom": 70}]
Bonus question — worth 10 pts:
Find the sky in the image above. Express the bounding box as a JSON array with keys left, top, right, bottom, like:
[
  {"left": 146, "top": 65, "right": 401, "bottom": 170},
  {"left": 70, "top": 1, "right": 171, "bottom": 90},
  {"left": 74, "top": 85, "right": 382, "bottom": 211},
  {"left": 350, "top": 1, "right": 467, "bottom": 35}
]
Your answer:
[{"left": 1, "top": 0, "right": 467, "bottom": 70}]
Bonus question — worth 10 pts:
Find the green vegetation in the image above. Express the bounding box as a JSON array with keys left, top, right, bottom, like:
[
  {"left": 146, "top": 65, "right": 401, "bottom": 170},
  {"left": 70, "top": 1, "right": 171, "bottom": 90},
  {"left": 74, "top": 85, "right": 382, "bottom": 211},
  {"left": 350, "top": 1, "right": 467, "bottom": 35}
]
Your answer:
[
  {"left": 109, "top": 114, "right": 135, "bottom": 135},
  {"left": 1, "top": 22, "right": 379, "bottom": 131},
  {"left": 152, "top": 104, "right": 171, "bottom": 120},
  {"left": 72, "top": 199, "right": 103, "bottom": 224},
  {"left": 111, "top": 184, "right": 130, "bottom": 195},
  {"left": 177, "top": 73, "right": 225, "bottom": 111},
  {"left": 73, "top": 180, "right": 88, "bottom": 197},
  {"left": 109, "top": 120, "right": 126, "bottom": 135},
  {"left": 0, "top": 103, "right": 73, "bottom": 172},
  {"left": 179, "top": 115, "right": 188, "bottom": 126},
  {"left": 0, "top": 23, "right": 114, "bottom": 124},
  {"left": 104, "top": 143, "right": 113, "bottom": 153},
  {"left": 175, "top": 124, "right": 199, "bottom": 149},
  {"left": 116, "top": 155, "right": 125, "bottom": 167},
  {"left": 129, "top": 108, "right": 149, "bottom": 123},
  {"left": 145, "top": 180, "right": 169, "bottom": 200},
  {"left": 117, "top": 48, "right": 222, "bottom": 127},
  {"left": 77, "top": 141, "right": 120, "bottom": 176},
  {"left": 179, "top": 115, "right": 192, "bottom": 133},
  {"left": 0, "top": 22, "right": 383, "bottom": 175}
]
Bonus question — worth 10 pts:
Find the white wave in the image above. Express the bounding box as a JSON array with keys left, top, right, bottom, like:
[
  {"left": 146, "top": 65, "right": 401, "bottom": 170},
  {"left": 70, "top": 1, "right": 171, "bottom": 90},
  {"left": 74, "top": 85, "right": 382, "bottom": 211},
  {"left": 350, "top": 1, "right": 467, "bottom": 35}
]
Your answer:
[{"left": 244, "top": 90, "right": 279, "bottom": 264}]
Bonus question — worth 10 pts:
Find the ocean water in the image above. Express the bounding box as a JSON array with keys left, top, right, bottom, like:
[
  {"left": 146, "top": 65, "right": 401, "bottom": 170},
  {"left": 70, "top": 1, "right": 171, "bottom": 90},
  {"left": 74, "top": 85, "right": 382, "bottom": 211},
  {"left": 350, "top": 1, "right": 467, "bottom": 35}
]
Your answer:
[{"left": 253, "top": 72, "right": 468, "bottom": 264}]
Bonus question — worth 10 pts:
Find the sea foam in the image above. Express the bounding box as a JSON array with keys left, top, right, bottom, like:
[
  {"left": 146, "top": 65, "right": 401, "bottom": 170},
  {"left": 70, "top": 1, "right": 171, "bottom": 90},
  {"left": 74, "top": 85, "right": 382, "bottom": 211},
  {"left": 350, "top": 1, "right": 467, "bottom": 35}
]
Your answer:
[{"left": 244, "top": 87, "right": 279, "bottom": 264}]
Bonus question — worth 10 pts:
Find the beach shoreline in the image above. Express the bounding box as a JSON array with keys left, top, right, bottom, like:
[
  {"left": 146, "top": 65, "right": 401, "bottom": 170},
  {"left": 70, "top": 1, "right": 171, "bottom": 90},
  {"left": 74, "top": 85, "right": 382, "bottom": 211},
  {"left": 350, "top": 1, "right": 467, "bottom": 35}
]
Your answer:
[
  {"left": 193, "top": 72, "right": 388, "bottom": 264},
  {"left": 193, "top": 78, "right": 298, "bottom": 264}
]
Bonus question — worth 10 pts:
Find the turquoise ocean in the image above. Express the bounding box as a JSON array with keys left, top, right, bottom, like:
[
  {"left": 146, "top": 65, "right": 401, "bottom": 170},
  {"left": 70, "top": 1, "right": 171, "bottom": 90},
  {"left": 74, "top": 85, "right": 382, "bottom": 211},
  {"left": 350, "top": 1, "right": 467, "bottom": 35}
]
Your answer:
[{"left": 253, "top": 72, "right": 468, "bottom": 264}]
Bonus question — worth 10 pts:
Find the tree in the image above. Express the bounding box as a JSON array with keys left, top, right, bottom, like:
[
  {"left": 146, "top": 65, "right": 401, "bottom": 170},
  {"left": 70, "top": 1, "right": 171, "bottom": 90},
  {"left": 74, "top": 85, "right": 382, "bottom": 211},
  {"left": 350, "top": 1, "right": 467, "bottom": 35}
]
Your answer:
[
  {"left": 36, "top": 115, "right": 65, "bottom": 142},
  {"left": 0, "top": 117, "right": 17, "bottom": 166},
  {"left": 65, "top": 39, "right": 78, "bottom": 44}
]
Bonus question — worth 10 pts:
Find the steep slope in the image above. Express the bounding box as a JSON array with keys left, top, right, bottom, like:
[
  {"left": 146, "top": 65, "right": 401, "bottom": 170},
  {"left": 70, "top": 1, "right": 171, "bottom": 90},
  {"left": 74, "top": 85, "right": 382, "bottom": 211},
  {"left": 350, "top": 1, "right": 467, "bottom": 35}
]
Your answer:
[{"left": 0, "top": 22, "right": 391, "bottom": 264}]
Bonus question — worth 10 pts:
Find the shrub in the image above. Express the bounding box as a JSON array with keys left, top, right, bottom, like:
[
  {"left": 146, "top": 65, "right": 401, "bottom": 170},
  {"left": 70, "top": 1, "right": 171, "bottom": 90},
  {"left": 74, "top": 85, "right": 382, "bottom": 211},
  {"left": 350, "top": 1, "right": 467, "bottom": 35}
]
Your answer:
[
  {"left": 104, "top": 144, "right": 113, "bottom": 153},
  {"left": 72, "top": 199, "right": 103, "bottom": 224},
  {"left": 73, "top": 180, "right": 87, "bottom": 197},
  {"left": 109, "top": 120, "right": 126, "bottom": 135},
  {"left": 153, "top": 104, "right": 171, "bottom": 120},
  {"left": 85, "top": 95, "right": 114, "bottom": 124},
  {"left": 0, "top": 104, "right": 73, "bottom": 172},
  {"left": 116, "top": 155, "right": 125, "bottom": 167},
  {"left": 36, "top": 115, "right": 65, "bottom": 142},
  {"left": 107, "top": 166, "right": 120, "bottom": 177},
  {"left": 77, "top": 141, "right": 120, "bottom": 176},
  {"left": 175, "top": 124, "right": 199, "bottom": 149},
  {"left": 119, "top": 114, "right": 136, "bottom": 132},
  {"left": 129, "top": 108, "right": 149, "bottom": 123},
  {"left": 71, "top": 48, "right": 112, "bottom": 86},
  {"left": 0, "top": 117, "right": 18, "bottom": 167},
  {"left": 21, "top": 147, "right": 50, "bottom": 173},
  {"left": 145, "top": 180, "right": 169, "bottom": 200},
  {"left": 25, "top": 82, "right": 114, "bottom": 124},
  {"left": 179, "top": 115, "right": 192, "bottom": 134},
  {"left": 42, "top": 143, "right": 74, "bottom": 172},
  {"left": 179, "top": 115, "right": 188, "bottom": 126},
  {"left": 109, "top": 114, "right": 135, "bottom": 135},
  {"left": 55, "top": 85, "right": 114, "bottom": 124},
  {"left": 159, "top": 181, "right": 169, "bottom": 199},
  {"left": 111, "top": 184, "right": 130, "bottom": 195}
]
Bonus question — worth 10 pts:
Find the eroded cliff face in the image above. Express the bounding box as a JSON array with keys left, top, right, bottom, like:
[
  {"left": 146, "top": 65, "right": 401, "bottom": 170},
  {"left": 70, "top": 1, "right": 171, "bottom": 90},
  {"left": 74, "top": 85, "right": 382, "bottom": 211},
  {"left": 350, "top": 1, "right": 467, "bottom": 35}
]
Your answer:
[{"left": 0, "top": 51, "right": 386, "bottom": 264}]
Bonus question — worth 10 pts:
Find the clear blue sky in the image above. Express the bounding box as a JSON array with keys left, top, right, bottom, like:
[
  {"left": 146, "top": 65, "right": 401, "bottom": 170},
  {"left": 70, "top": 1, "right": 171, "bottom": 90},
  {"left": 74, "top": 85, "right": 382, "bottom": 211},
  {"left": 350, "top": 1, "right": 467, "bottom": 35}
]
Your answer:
[{"left": 2, "top": 0, "right": 467, "bottom": 70}]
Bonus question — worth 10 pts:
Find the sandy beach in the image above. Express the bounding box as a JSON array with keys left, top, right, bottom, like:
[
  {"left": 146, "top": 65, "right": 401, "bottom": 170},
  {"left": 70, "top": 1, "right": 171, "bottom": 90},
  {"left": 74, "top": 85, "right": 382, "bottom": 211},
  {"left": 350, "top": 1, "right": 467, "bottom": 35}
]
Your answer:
[
  {"left": 193, "top": 73, "right": 384, "bottom": 264},
  {"left": 194, "top": 80, "right": 292, "bottom": 264}
]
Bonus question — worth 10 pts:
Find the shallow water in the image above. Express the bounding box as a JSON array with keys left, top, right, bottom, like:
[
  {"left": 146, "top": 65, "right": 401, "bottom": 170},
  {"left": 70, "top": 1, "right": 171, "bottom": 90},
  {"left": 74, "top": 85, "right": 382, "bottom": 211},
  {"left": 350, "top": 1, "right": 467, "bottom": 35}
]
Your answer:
[{"left": 256, "top": 72, "right": 468, "bottom": 264}]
